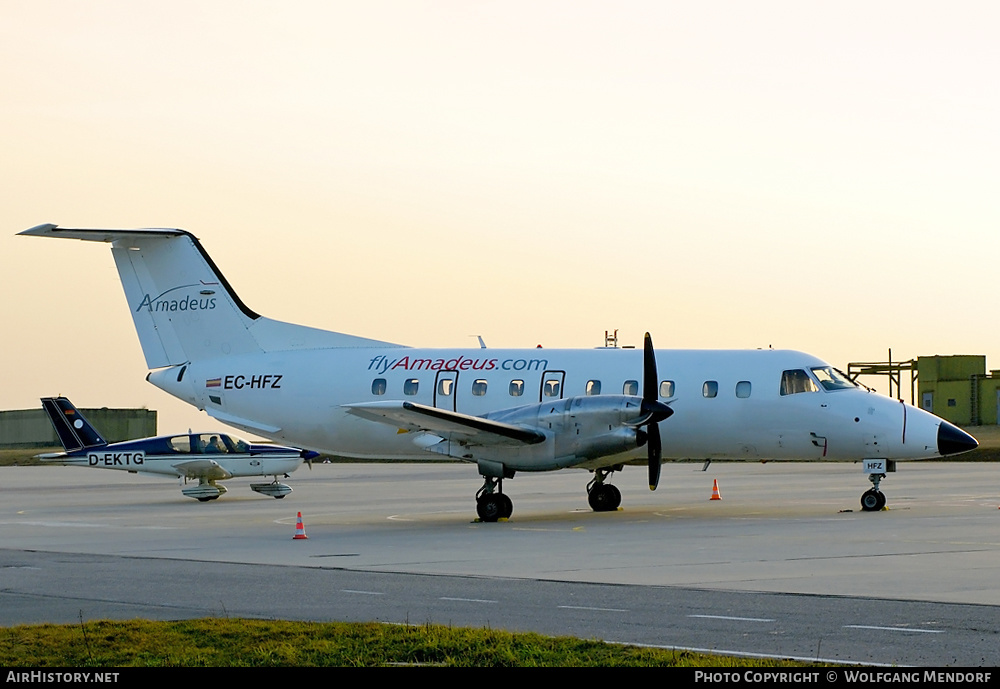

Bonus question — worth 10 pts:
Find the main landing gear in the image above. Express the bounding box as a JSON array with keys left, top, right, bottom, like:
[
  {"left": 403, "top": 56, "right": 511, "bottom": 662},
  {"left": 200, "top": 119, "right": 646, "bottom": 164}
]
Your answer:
[
  {"left": 476, "top": 476, "right": 513, "bottom": 522},
  {"left": 587, "top": 467, "right": 622, "bottom": 512},
  {"left": 182, "top": 481, "right": 228, "bottom": 502},
  {"left": 250, "top": 478, "right": 293, "bottom": 499},
  {"left": 474, "top": 466, "right": 625, "bottom": 522},
  {"left": 860, "top": 472, "right": 887, "bottom": 512}
]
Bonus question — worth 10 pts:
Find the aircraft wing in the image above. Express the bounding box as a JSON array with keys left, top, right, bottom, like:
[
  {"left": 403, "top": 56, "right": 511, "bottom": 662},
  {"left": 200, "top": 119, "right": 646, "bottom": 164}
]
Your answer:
[
  {"left": 343, "top": 401, "right": 546, "bottom": 447},
  {"left": 170, "top": 459, "right": 233, "bottom": 481}
]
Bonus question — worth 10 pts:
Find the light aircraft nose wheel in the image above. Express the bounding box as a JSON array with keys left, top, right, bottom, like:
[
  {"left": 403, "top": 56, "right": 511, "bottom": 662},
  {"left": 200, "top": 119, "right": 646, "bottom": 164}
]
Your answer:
[{"left": 861, "top": 489, "right": 886, "bottom": 512}]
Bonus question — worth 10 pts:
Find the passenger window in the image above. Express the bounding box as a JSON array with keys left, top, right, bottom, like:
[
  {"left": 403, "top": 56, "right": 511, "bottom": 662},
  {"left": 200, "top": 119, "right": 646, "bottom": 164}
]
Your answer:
[
  {"left": 371, "top": 378, "right": 386, "bottom": 395},
  {"left": 403, "top": 379, "right": 419, "bottom": 395},
  {"left": 780, "top": 370, "right": 819, "bottom": 396},
  {"left": 437, "top": 379, "right": 453, "bottom": 396},
  {"left": 169, "top": 436, "right": 191, "bottom": 453},
  {"left": 659, "top": 381, "right": 674, "bottom": 398},
  {"left": 543, "top": 380, "right": 561, "bottom": 397},
  {"left": 471, "top": 379, "right": 488, "bottom": 396},
  {"left": 735, "top": 381, "right": 751, "bottom": 398},
  {"left": 623, "top": 380, "right": 639, "bottom": 396},
  {"left": 586, "top": 380, "right": 601, "bottom": 395},
  {"left": 509, "top": 380, "right": 524, "bottom": 397},
  {"left": 703, "top": 381, "right": 718, "bottom": 398}
]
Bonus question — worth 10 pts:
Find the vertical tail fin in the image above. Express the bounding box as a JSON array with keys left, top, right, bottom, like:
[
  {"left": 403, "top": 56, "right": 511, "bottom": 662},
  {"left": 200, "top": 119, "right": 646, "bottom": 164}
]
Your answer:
[
  {"left": 40, "top": 397, "right": 107, "bottom": 452},
  {"left": 19, "top": 224, "right": 397, "bottom": 369}
]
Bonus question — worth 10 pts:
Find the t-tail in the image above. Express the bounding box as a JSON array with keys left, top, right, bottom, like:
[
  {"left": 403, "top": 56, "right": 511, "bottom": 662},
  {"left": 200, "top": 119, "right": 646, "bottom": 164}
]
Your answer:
[
  {"left": 40, "top": 397, "right": 107, "bottom": 453},
  {"left": 19, "top": 224, "right": 397, "bottom": 371}
]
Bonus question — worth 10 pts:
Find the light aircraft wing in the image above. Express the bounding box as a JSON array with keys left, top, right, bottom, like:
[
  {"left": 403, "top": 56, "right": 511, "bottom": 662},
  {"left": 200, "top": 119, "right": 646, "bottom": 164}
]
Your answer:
[
  {"left": 170, "top": 459, "right": 233, "bottom": 481},
  {"left": 344, "top": 401, "right": 546, "bottom": 447}
]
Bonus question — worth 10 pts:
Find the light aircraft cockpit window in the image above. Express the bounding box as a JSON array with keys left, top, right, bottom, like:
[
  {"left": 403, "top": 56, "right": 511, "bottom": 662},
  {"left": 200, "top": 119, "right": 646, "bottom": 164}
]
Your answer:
[
  {"left": 703, "top": 381, "right": 718, "bottom": 398},
  {"left": 509, "top": 379, "right": 524, "bottom": 396},
  {"left": 437, "top": 379, "right": 454, "bottom": 396},
  {"left": 659, "top": 381, "right": 674, "bottom": 398},
  {"left": 810, "top": 367, "right": 857, "bottom": 391},
  {"left": 403, "top": 379, "right": 419, "bottom": 395},
  {"left": 780, "top": 369, "right": 819, "bottom": 395},
  {"left": 586, "top": 380, "right": 601, "bottom": 395},
  {"left": 230, "top": 437, "right": 250, "bottom": 453},
  {"left": 200, "top": 434, "right": 229, "bottom": 453},
  {"left": 736, "top": 381, "right": 752, "bottom": 398},
  {"left": 623, "top": 380, "right": 639, "bottom": 396},
  {"left": 472, "top": 379, "right": 488, "bottom": 396},
  {"left": 543, "top": 380, "right": 561, "bottom": 397},
  {"left": 169, "top": 436, "right": 191, "bottom": 453},
  {"left": 371, "top": 378, "right": 387, "bottom": 395}
]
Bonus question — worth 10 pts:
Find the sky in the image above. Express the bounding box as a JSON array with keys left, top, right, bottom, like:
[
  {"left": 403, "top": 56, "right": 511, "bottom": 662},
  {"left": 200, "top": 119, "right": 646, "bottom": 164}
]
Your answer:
[{"left": 2, "top": 1, "right": 999, "bottom": 435}]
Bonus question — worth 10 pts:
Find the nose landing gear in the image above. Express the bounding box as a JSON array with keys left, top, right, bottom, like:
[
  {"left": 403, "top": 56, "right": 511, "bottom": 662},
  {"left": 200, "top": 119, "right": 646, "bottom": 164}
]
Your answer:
[{"left": 860, "top": 472, "right": 887, "bottom": 512}]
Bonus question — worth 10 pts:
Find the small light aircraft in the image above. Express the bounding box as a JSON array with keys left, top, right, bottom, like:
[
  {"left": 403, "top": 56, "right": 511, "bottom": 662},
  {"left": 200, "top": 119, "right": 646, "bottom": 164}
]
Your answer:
[
  {"left": 38, "top": 396, "right": 315, "bottom": 501},
  {"left": 21, "top": 224, "right": 978, "bottom": 520}
]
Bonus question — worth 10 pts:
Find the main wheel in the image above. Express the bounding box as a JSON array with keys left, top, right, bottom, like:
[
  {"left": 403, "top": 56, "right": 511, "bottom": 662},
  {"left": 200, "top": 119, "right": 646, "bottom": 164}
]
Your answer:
[
  {"left": 499, "top": 493, "right": 513, "bottom": 519},
  {"left": 606, "top": 484, "right": 622, "bottom": 510},
  {"left": 588, "top": 484, "right": 620, "bottom": 512},
  {"left": 477, "top": 494, "right": 503, "bottom": 522},
  {"left": 861, "top": 489, "right": 885, "bottom": 512}
]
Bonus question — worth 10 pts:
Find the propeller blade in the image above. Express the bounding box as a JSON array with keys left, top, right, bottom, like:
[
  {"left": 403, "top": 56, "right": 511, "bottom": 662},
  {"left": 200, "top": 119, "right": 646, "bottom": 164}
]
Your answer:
[
  {"left": 643, "top": 332, "right": 657, "bottom": 403},
  {"left": 647, "top": 421, "right": 661, "bottom": 490}
]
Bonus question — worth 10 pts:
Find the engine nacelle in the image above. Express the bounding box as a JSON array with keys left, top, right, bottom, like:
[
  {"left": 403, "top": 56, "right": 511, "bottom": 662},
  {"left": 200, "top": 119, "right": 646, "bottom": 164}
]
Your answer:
[{"left": 425, "top": 395, "right": 651, "bottom": 472}]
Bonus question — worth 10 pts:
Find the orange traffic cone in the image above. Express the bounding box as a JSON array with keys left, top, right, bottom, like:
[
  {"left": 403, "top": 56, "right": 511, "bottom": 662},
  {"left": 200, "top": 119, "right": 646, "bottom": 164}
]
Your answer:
[
  {"left": 710, "top": 479, "right": 721, "bottom": 501},
  {"left": 293, "top": 512, "right": 308, "bottom": 539}
]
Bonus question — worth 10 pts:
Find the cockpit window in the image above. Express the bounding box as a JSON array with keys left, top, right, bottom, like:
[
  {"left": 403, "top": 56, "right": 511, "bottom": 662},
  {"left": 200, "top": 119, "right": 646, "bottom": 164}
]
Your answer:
[
  {"left": 811, "top": 367, "right": 857, "bottom": 391},
  {"left": 780, "top": 369, "right": 819, "bottom": 395},
  {"left": 198, "top": 433, "right": 230, "bottom": 453}
]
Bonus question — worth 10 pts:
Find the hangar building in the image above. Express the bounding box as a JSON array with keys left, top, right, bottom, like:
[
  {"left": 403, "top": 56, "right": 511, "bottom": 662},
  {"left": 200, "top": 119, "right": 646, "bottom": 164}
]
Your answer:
[{"left": 0, "top": 405, "right": 157, "bottom": 449}]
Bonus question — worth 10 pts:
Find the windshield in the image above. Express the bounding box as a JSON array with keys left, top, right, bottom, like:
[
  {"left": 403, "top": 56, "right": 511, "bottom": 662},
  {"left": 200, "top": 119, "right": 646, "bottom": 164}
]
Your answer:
[{"left": 811, "top": 367, "right": 857, "bottom": 391}]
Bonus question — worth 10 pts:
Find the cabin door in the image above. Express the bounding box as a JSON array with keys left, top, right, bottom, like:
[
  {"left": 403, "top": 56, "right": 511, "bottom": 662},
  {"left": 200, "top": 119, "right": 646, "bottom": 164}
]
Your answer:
[{"left": 434, "top": 370, "right": 458, "bottom": 411}]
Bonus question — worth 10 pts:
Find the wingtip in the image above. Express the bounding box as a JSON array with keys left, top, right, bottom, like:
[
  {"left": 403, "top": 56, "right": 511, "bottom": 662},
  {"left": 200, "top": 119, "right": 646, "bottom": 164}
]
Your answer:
[{"left": 18, "top": 223, "right": 58, "bottom": 236}]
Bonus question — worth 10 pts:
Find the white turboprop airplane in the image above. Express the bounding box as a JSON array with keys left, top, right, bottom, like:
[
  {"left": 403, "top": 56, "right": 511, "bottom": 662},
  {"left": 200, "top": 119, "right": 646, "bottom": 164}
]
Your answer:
[{"left": 21, "top": 224, "right": 979, "bottom": 521}]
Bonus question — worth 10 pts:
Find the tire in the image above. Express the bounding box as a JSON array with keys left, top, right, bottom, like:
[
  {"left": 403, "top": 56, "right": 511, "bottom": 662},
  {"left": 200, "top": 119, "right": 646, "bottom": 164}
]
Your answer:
[
  {"left": 499, "top": 494, "right": 513, "bottom": 519},
  {"left": 477, "top": 495, "right": 502, "bottom": 522},
  {"left": 607, "top": 484, "right": 622, "bottom": 510},
  {"left": 589, "top": 485, "right": 618, "bottom": 512},
  {"left": 861, "top": 489, "right": 884, "bottom": 512}
]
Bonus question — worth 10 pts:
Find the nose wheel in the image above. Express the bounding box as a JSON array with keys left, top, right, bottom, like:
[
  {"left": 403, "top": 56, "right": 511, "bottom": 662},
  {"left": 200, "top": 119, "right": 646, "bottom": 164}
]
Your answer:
[{"left": 860, "top": 473, "right": 887, "bottom": 512}]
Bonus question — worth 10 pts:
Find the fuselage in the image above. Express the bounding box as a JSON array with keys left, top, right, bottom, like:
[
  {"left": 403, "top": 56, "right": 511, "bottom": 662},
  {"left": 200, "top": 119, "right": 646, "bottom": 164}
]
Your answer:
[
  {"left": 148, "top": 346, "right": 956, "bottom": 470},
  {"left": 46, "top": 432, "right": 304, "bottom": 479}
]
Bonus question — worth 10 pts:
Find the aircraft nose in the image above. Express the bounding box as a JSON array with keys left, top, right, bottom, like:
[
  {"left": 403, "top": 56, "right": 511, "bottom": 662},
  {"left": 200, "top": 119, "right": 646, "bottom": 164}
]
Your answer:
[{"left": 937, "top": 421, "right": 978, "bottom": 456}]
